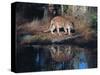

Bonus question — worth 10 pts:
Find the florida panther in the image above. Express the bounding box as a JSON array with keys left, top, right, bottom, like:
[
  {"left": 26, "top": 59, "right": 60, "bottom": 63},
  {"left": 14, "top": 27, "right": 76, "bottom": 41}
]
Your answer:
[{"left": 44, "top": 16, "right": 74, "bottom": 35}]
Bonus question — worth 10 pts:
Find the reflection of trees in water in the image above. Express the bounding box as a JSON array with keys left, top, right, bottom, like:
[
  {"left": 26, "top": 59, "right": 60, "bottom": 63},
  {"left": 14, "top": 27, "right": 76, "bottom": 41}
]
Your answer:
[
  {"left": 70, "top": 47, "right": 88, "bottom": 69},
  {"left": 32, "top": 45, "right": 91, "bottom": 70},
  {"left": 49, "top": 45, "right": 88, "bottom": 69}
]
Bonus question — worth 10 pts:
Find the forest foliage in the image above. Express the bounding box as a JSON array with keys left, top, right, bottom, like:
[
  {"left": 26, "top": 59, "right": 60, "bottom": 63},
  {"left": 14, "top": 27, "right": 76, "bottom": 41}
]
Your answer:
[{"left": 16, "top": 3, "right": 97, "bottom": 45}]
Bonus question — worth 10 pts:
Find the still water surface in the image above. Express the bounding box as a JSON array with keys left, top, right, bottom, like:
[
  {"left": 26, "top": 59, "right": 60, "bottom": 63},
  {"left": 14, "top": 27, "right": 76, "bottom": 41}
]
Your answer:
[{"left": 16, "top": 45, "right": 97, "bottom": 72}]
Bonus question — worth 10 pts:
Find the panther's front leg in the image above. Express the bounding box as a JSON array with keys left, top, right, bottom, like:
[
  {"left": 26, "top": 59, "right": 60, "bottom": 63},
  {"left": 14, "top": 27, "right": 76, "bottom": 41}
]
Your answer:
[{"left": 67, "top": 26, "right": 71, "bottom": 35}]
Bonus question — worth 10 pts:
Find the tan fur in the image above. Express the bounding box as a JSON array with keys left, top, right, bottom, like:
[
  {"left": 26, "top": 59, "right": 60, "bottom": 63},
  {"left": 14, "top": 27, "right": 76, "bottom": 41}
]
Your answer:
[{"left": 44, "top": 16, "right": 73, "bottom": 35}]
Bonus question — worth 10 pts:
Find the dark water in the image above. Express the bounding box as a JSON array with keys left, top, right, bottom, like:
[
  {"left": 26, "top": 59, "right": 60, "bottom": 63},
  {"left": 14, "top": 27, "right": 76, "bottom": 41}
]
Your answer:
[{"left": 16, "top": 45, "right": 97, "bottom": 72}]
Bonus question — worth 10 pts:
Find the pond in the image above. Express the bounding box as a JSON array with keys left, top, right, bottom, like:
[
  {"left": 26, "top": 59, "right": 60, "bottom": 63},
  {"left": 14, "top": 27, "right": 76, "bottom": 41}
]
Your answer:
[{"left": 16, "top": 44, "right": 97, "bottom": 72}]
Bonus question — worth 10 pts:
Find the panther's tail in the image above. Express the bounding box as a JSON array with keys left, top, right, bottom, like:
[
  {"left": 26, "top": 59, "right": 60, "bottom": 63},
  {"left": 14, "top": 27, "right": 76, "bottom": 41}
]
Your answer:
[{"left": 43, "top": 20, "right": 54, "bottom": 33}]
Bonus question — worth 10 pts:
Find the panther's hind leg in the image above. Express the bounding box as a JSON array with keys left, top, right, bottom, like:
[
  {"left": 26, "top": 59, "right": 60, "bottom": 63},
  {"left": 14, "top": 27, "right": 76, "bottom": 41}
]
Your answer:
[
  {"left": 56, "top": 27, "right": 61, "bottom": 36},
  {"left": 64, "top": 27, "right": 67, "bottom": 35},
  {"left": 50, "top": 25, "right": 55, "bottom": 35}
]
